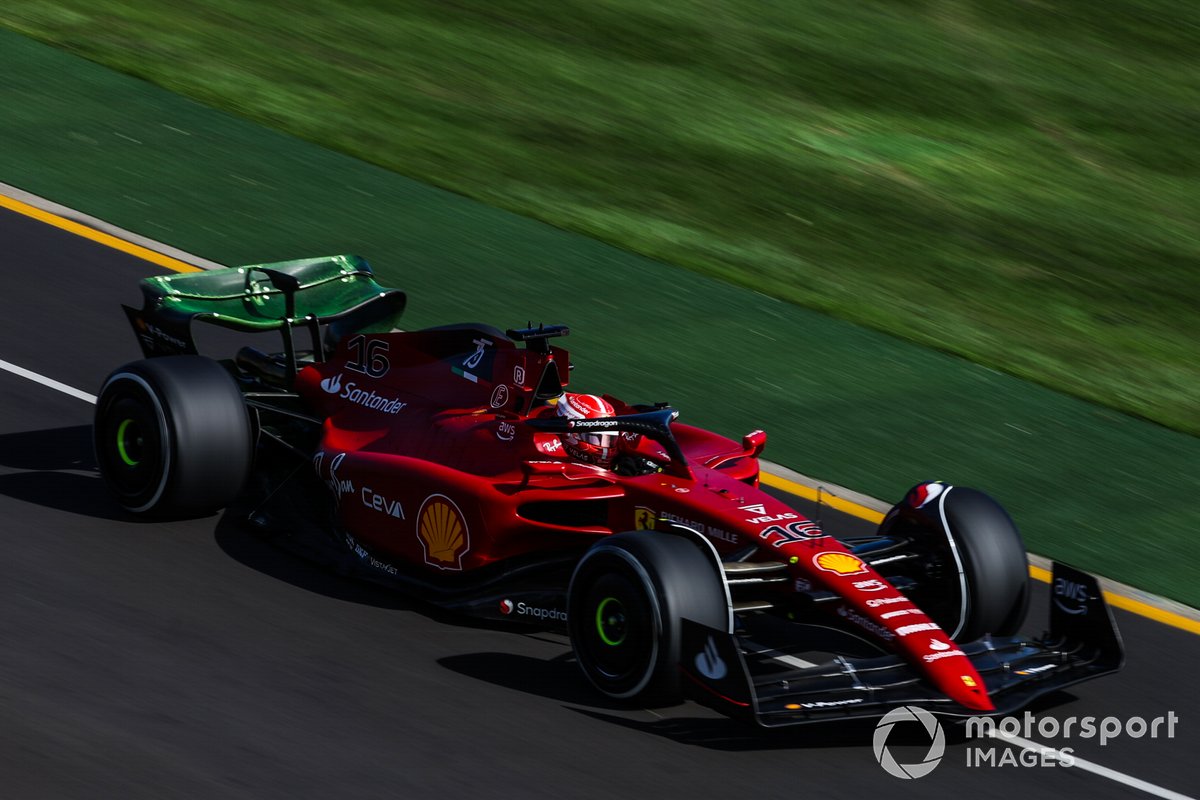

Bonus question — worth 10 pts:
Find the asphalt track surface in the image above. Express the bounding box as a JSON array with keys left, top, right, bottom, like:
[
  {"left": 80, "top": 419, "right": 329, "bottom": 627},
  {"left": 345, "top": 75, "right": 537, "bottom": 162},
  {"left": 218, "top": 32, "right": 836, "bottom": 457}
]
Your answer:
[{"left": 1, "top": 204, "right": 1197, "bottom": 799}]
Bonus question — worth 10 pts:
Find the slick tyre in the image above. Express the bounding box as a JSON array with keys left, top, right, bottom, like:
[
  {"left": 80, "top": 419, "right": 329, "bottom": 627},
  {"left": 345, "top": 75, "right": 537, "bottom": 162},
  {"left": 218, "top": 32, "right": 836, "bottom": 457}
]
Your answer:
[
  {"left": 941, "top": 487, "right": 1029, "bottom": 641},
  {"left": 94, "top": 356, "right": 252, "bottom": 517},
  {"left": 568, "top": 532, "right": 729, "bottom": 704},
  {"left": 884, "top": 484, "right": 1029, "bottom": 641}
]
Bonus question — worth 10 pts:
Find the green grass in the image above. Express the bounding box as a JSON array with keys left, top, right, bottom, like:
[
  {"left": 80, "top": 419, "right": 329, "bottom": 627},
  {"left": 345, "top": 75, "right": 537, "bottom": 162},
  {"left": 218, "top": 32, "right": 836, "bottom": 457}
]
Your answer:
[
  {"left": 3, "top": 0, "right": 1200, "bottom": 433},
  {"left": 2, "top": 27, "right": 1199, "bottom": 606}
]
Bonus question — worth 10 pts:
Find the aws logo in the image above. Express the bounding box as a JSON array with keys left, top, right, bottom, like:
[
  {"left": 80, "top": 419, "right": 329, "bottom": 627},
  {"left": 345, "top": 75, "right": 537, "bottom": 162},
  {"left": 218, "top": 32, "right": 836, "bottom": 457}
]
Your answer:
[{"left": 1053, "top": 577, "right": 1090, "bottom": 616}]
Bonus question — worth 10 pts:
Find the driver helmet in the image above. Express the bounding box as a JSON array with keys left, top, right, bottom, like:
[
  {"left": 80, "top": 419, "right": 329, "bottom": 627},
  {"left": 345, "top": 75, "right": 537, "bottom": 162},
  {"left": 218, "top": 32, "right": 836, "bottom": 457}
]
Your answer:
[{"left": 556, "top": 393, "right": 616, "bottom": 467}]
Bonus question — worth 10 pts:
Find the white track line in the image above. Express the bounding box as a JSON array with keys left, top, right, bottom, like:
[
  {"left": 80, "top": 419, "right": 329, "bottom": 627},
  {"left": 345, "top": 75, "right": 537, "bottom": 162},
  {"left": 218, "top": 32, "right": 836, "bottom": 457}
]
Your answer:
[
  {"left": 741, "top": 640, "right": 816, "bottom": 669},
  {"left": 986, "top": 731, "right": 1196, "bottom": 800},
  {"left": 0, "top": 358, "right": 96, "bottom": 404}
]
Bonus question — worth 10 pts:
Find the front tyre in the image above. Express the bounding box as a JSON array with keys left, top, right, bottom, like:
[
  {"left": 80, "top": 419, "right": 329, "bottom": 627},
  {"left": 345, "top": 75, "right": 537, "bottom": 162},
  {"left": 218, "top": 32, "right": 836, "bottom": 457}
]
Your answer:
[
  {"left": 568, "top": 532, "right": 729, "bottom": 704},
  {"left": 881, "top": 483, "right": 1029, "bottom": 641},
  {"left": 94, "top": 356, "right": 252, "bottom": 517},
  {"left": 941, "top": 487, "right": 1030, "bottom": 640}
]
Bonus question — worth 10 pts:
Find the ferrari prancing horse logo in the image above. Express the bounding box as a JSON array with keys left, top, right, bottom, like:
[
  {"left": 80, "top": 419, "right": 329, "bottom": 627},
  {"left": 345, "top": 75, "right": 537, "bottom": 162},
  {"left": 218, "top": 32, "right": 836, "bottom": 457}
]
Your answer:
[
  {"left": 634, "top": 506, "right": 657, "bottom": 530},
  {"left": 417, "top": 494, "right": 470, "bottom": 570}
]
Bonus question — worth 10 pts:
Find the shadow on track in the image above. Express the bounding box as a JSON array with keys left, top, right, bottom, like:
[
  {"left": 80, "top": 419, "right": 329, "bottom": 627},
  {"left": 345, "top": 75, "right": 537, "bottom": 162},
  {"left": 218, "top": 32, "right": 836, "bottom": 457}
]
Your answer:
[
  {"left": 0, "top": 424, "right": 134, "bottom": 520},
  {"left": 213, "top": 508, "right": 417, "bottom": 612},
  {"left": 563, "top": 694, "right": 1075, "bottom": 751},
  {"left": 438, "top": 650, "right": 633, "bottom": 711},
  {"left": 567, "top": 707, "right": 883, "bottom": 750},
  {"left": 438, "top": 647, "right": 913, "bottom": 749},
  {"left": 438, "top": 649, "right": 1084, "bottom": 751},
  {"left": 212, "top": 500, "right": 560, "bottom": 643}
]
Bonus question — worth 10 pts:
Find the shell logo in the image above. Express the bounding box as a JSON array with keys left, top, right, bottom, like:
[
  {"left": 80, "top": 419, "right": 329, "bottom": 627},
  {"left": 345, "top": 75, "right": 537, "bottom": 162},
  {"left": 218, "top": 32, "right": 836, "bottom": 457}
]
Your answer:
[
  {"left": 813, "top": 551, "right": 868, "bottom": 576},
  {"left": 417, "top": 494, "right": 470, "bottom": 570}
]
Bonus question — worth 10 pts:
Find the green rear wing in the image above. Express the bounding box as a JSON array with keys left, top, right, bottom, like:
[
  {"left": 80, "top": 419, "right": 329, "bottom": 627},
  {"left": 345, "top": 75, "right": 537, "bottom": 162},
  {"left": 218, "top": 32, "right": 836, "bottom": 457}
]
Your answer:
[{"left": 123, "top": 254, "right": 406, "bottom": 377}]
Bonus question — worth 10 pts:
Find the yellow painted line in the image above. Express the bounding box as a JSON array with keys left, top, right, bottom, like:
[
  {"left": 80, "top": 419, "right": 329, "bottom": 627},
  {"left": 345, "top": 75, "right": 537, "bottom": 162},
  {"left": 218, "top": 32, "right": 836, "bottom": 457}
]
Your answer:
[
  {"left": 1029, "top": 564, "right": 1200, "bottom": 634},
  {"left": 762, "top": 469, "right": 1200, "bottom": 636},
  {"left": 1029, "top": 564, "right": 1052, "bottom": 583},
  {"left": 1102, "top": 590, "right": 1200, "bottom": 634},
  {"left": 7, "top": 187, "right": 1199, "bottom": 637},
  {"left": 0, "top": 193, "right": 200, "bottom": 274},
  {"left": 760, "top": 471, "right": 885, "bottom": 524}
]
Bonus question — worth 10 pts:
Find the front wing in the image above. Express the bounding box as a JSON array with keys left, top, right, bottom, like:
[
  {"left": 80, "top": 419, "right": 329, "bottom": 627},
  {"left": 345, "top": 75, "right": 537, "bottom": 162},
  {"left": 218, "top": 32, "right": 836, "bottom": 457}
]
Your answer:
[{"left": 681, "top": 562, "right": 1123, "bottom": 727}]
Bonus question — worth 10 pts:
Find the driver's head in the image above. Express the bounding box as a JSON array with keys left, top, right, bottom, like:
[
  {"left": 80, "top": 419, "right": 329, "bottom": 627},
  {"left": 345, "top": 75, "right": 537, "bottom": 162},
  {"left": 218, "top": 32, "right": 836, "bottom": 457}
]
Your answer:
[{"left": 556, "top": 393, "right": 616, "bottom": 467}]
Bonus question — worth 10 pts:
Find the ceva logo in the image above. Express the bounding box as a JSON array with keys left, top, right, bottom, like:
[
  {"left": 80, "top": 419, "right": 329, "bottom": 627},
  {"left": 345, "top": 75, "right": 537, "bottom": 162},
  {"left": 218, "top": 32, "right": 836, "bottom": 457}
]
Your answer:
[
  {"left": 361, "top": 487, "right": 404, "bottom": 519},
  {"left": 320, "top": 373, "right": 343, "bottom": 394}
]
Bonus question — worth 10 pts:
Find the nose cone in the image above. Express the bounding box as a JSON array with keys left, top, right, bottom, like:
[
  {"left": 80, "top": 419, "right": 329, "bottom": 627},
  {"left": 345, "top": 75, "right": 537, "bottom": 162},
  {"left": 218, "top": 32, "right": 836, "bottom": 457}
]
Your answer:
[{"left": 937, "top": 665, "right": 995, "bottom": 712}]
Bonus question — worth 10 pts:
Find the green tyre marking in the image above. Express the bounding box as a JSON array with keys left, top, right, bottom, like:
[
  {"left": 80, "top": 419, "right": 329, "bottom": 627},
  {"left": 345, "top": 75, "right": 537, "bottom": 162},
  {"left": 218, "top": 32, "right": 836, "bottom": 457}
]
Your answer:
[
  {"left": 116, "top": 418, "right": 139, "bottom": 466},
  {"left": 595, "top": 596, "right": 626, "bottom": 646}
]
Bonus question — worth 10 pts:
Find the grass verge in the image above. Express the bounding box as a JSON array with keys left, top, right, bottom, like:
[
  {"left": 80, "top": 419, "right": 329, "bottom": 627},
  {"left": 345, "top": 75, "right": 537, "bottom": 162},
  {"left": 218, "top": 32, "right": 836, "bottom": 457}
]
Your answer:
[{"left": 2, "top": 0, "right": 1199, "bottom": 433}]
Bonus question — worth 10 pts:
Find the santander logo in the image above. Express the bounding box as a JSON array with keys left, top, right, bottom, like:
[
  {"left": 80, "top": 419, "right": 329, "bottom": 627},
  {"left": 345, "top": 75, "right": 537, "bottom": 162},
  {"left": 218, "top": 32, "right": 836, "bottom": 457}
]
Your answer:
[
  {"left": 318, "top": 372, "right": 407, "bottom": 414},
  {"left": 694, "top": 636, "right": 727, "bottom": 680},
  {"left": 321, "top": 373, "right": 343, "bottom": 394},
  {"left": 571, "top": 394, "right": 607, "bottom": 415}
]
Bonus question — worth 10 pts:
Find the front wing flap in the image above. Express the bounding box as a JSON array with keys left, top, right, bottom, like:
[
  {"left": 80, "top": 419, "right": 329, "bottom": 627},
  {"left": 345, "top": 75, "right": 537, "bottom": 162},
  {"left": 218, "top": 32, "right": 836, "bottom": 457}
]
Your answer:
[{"left": 681, "top": 561, "right": 1123, "bottom": 727}]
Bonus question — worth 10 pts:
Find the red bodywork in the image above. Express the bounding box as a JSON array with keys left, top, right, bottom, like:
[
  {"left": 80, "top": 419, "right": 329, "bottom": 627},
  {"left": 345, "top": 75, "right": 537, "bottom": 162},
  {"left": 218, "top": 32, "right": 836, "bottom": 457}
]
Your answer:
[{"left": 294, "top": 326, "right": 992, "bottom": 711}]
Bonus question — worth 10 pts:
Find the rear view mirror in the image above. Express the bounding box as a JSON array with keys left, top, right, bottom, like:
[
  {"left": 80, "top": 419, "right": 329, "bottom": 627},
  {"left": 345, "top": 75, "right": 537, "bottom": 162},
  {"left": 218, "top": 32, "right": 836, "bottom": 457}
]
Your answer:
[{"left": 742, "top": 429, "right": 767, "bottom": 457}]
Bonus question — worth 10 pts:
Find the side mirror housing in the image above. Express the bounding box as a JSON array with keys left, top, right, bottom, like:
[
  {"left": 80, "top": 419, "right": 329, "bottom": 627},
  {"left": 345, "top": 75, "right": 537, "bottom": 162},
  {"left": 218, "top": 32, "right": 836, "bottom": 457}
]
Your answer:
[{"left": 742, "top": 429, "right": 767, "bottom": 458}]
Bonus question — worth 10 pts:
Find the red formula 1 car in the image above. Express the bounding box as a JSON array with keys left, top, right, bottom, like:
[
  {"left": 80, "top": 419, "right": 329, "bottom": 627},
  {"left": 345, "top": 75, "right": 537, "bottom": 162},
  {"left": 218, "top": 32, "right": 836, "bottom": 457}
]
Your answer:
[{"left": 93, "top": 255, "right": 1123, "bottom": 726}]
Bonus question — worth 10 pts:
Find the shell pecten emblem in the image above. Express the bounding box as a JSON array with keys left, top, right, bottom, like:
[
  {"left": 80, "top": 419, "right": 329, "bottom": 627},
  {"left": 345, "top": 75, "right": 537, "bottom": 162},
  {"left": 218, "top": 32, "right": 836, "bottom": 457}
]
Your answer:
[
  {"left": 813, "top": 551, "right": 868, "bottom": 576},
  {"left": 417, "top": 494, "right": 470, "bottom": 570}
]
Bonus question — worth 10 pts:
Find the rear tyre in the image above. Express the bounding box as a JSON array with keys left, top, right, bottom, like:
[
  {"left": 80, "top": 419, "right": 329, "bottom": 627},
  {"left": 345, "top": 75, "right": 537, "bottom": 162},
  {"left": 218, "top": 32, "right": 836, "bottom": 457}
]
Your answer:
[
  {"left": 94, "top": 356, "right": 252, "bottom": 517},
  {"left": 881, "top": 484, "right": 1029, "bottom": 641},
  {"left": 568, "top": 532, "right": 729, "bottom": 704}
]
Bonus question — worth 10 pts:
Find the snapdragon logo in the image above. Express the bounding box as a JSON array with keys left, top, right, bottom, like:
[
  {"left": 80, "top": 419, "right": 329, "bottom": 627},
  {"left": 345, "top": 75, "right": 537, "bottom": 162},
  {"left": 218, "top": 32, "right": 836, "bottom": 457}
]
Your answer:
[
  {"left": 498, "top": 599, "right": 567, "bottom": 622},
  {"left": 873, "top": 706, "right": 946, "bottom": 779}
]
